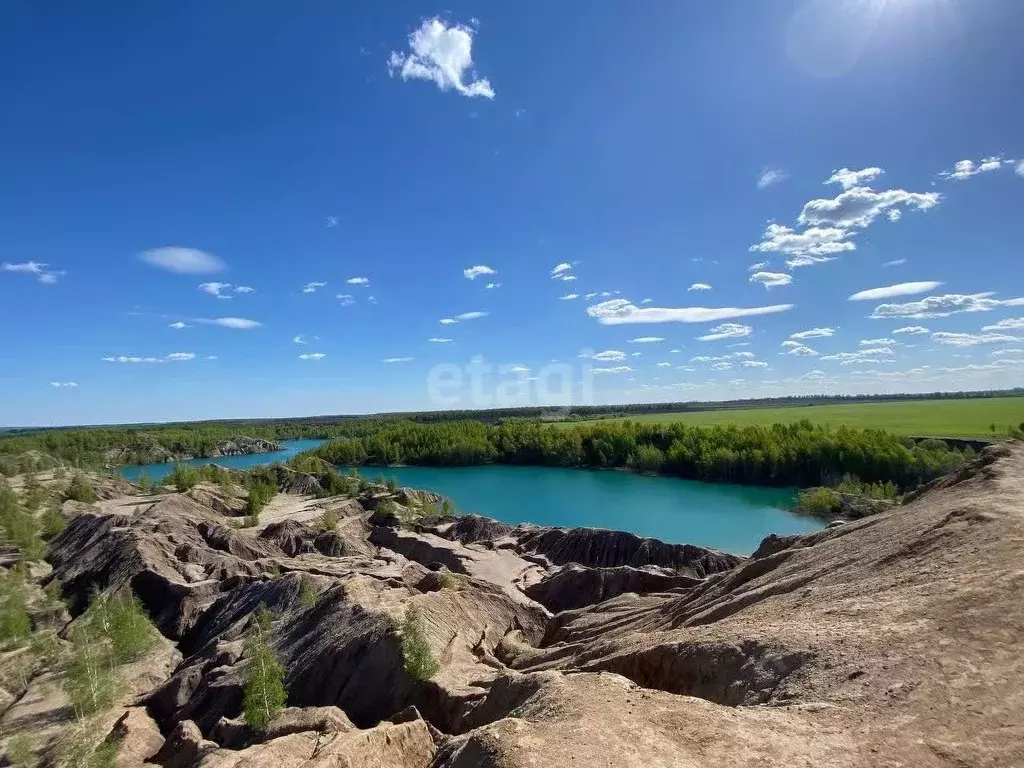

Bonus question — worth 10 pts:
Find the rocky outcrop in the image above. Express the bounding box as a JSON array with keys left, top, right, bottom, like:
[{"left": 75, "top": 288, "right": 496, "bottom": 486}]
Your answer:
[
  {"left": 524, "top": 563, "right": 701, "bottom": 612},
  {"left": 212, "top": 436, "right": 283, "bottom": 457},
  {"left": 11, "top": 441, "right": 1024, "bottom": 768},
  {"left": 513, "top": 526, "right": 740, "bottom": 575},
  {"left": 417, "top": 515, "right": 741, "bottom": 577}
]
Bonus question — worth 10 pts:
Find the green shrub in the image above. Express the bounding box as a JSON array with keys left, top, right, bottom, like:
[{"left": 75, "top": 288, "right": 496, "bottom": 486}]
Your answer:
[
  {"left": 299, "top": 580, "right": 319, "bottom": 607},
  {"left": 316, "top": 508, "right": 339, "bottom": 532},
  {"left": 6, "top": 732, "right": 37, "bottom": 767},
  {"left": 795, "top": 487, "right": 841, "bottom": 517},
  {"left": 40, "top": 504, "right": 67, "bottom": 538},
  {"left": 242, "top": 605, "right": 287, "bottom": 729},
  {"left": 166, "top": 464, "right": 201, "bottom": 492},
  {"left": 244, "top": 482, "right": 277, "bottom": 525},
  {"left": 437, "top": 571, "right": 469, "bottom": 591},
  {"left": 0, "top": 578, "right": 32, "bottom": 647},
  {"left": 400, "top": 606, "right": 439, "bottom": 682},
  {"left": 55, "top": 722, "right": 119, "bottom": 768},
  {"left": 63, "top": 474, "right": 98, "bottom": 504},
  {"left": 64, "top": 622, "right": 120, "bottom": 718}
]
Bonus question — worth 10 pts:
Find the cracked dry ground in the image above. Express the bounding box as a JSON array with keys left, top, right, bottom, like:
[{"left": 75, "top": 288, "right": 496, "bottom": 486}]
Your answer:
[{"left": 3, "top": 443, "right": 1023, "bottom": 767}]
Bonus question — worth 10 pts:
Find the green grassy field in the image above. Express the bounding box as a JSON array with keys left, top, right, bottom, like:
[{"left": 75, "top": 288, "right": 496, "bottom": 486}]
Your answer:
[{"left": 552, "top": 397, "right": 1024, "bottom": 439}]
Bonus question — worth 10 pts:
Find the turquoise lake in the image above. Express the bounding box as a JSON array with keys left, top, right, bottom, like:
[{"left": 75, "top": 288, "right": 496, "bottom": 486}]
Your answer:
[{"left": 120, "top": 439, "right": 823, "bottom": 554}]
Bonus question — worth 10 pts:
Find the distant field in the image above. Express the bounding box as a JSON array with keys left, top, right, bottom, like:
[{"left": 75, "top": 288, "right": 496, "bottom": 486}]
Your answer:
[{"left": 552, "top": 397, "right": 1024, "bottom": 439}]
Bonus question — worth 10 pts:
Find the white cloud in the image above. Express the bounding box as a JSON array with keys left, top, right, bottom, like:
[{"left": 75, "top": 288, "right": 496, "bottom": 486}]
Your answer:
[
  {"left": 347, "top": 277, "right": 370, "bottom": 286},
  {"left": 559, "top": 293, "right": 579, "bottom": 301},
  {"left": 892, "top": 326, "right": 930, "bottom": 335},
  {"left": 887, "top": 209, "right": 902, "bottom": 223},
  {"left": 992, "top": 348, "right": 1024, "bottom": 357},
  {"left": 551, "top": 263, "right": 572, "bottom": 276},
  {"left": 199, "top": 281, "right": 233, "bottom": 299},
  {"left": 140, "top": 247, "right": 224, "bottom": 274},
  {"left": 587, "top": 298, "right": 792, "bottom": 325},
  {"left": 882, "top": 259, "right": 906, "bottom": 267},
  {"left": 102, "top": 352, "right": 198, "bottom": 363},
  {"left": 440, "top": 318, "right": 458, "bottom": 325},
  {"left": 381, "top": 357, "right": 414, "bottom": 363},
  {"left": 1017, "top": 161, "right": 1024, "bottom": 178},
  {"left": 456, "top": 311, "right": 488, "bottom": 321},
  {"left": 197, "top": 317, "right": 262, "bottom": 329},
  {"left": 656, "top": 361, "right": 672, "bottom": 368},
  {"left": 786, "top": 345, "right": 819, "bottom": 357},
  {"left": 298, "top": 353, "right": 327, "bottom": 360},
  {"left": 931, "top": 332, "right": 1021, "bottom": 347},
  {"left": 234, "top": 285, "right": 255, "bottom": 294},
  {"left": 2, "top": 261, "right": 64, "bottom": 284},
  {"left": 757, "top": 168, "right": 787, "bottom": 189},
  {"left": 749, "top": 224, "right": 856, "bottom": 266},
  {"left": 750, "top": 271, "right": 793, "bottom": 289},
  {"left": 640, "top": 298, "right": 653, "bottom": 304},
  {"left": 485, "top": 282, "right": 500, "bottom": 289},
  {"left": 49, "top": 381, "right": 78, "bottom": 388},
  {"left": 591, "top": 350, "right": 626, "bottom": 362},
  {"left": 940, "top": 157, "right": 1004, "bottom": 180},
  {"left": 748, "top": 261, "right": 769, "bottom": 272},
  {"left": 820, "top": 347, "right": 895, "bottom": 365},
  {"left": 711, "top": 361, "right": 733, "bottom": 371},
  {"left": 982, "top": 318, "right": 1024, "bottom": 331},
  {"left": 860, "top": 338, "right": 896, "bottom": 346},
  {"left": 870, "top": 293, "right": 1024, "bottom": 320},
  {"left": 688, "top": 282, "right": 712, "bottom": 292},
  {"left": 326, "top": 216, "right": 339, "bottom": 228},
  {"left": 293, "top": 335, "right": 307, "bottom": 344},
  {"left": 798, "top": 186, "right": 940, "bottom": 229},
  {"left": 591, "top": 365, "right": 632, "bottom": 374},
  {"left": 790, "top": 327, "right": 835, "bottom": 340},
  {"left": 849, "top": 281, "right": 942, "bottom": 301},
  {"left": 336, "top": 294, "right": 355, "bottom": 306},
  {"left": 628, "top": 337, "right": 665, "bottom": 344},
  {"left": 463, "top": 265, "right": 496, "bottom": 280},
  {"left": 387, "top": 17, "right": 494, "bottom": 99},
  {"left": 698, "top": 323, "right": 752, "bottom": 342},
  {"left": 169, "top": 322, "right": 187, "bottom": 330},
  {"left": 557, "top": 274, "right": 577, "bottom": 282},
  {"left": 302, "top": 281, "right": 327, "bottom": 294},
  {"left": 429, "top": 337, "right": 453, "bottom": 343},
  {"left": 825, "top": 167, "right": 884, "bottom": 190},
  {"left": 742, "top": 360, "right": 770, "bottom": 368},
  {"left": 507, "top": 365, "right": 529, "bottom": 373}
]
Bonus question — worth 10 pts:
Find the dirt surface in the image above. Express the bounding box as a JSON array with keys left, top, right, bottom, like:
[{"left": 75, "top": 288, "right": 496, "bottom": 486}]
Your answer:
[{"left": 2, "top": 443, "right": 1023, "bottom": 767}]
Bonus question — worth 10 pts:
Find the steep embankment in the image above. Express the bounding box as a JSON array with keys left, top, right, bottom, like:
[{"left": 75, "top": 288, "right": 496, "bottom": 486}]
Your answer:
[
  {"left": 3, "top": 443, "right": 1023, "bottom": 767},
  {"left": 103, "top": 435, "right": 283, "bottom": 465}
]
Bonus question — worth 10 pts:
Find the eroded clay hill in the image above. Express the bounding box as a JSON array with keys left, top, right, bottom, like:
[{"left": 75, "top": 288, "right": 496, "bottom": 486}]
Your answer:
[{"left": 3, "top": 443, "right": 1024, "bottom": 767}]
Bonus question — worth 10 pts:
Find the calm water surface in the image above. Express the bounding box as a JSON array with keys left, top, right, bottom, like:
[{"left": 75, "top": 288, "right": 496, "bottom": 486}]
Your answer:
[{"left": 120, "top": 439, "right": 821, "bottom": 554}]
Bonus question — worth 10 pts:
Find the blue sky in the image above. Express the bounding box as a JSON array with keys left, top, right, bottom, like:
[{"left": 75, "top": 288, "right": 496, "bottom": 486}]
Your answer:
[{"left": 2, "top": 0, "right": 1023, "bottom": 426}]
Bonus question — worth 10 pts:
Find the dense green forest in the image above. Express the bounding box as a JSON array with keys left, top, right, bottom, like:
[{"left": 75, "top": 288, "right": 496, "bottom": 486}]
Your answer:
[
  {"left": 0, "top": 422, "right": 350, "bottom": 468},
  {"left": 308, "top": 418, "right": 974, "bottom": 491},
  {"left": 2, "top": 389, "right": 1011, "bottom": 476}
]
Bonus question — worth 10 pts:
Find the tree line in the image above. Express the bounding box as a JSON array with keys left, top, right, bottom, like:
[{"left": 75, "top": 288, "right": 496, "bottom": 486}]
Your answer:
[
  {"left": 309, "top": 418, "right": 975, "bottom": 491},
  {"left": 4, "top": 389, "right": 1020, "bottom": 470}
]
